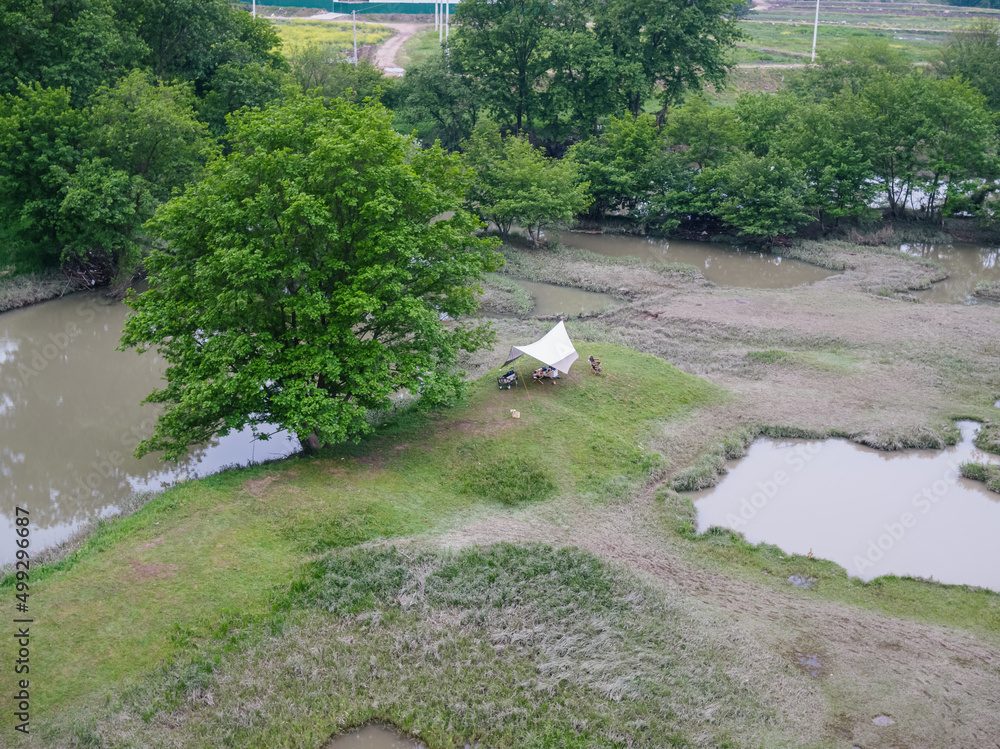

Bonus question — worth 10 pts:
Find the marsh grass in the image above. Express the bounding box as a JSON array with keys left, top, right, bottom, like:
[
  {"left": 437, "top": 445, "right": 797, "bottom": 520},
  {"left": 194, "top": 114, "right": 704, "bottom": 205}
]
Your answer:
[
  {"left": 89, "top": 543, "right": 771, "bottom": 748},
  {"left": 974, "top": 420, "right": 1000, "bottom": 455},
  {"left": 477, "top": 273, "right": 534, "bottom": 316},
  {"left": 974, "top": 280, "right": 1000, "bottom": 301},
  {"left": 960, "top": 461, "right": 1000, "bottom": 494},
  {"left": 0, "top": 269, "right": 70, "bottom": 312}
]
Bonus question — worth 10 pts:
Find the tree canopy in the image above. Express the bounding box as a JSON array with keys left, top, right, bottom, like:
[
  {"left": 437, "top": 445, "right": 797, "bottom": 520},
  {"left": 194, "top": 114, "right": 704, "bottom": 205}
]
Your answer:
[{"left": 121, "top": 95, "right": 502, "bottom": 458}]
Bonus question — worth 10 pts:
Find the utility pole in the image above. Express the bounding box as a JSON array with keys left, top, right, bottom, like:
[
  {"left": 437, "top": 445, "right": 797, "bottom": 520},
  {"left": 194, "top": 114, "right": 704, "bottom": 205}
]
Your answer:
[
  {"left": 435, "top": 2, "right": 439, "bottom": 33},
  {"left": 445, "top": 0, "right": 449, "bottom": 41},
  {"left": 353, "top": 10, "right": 358, "bottom": 65},
  {"left": 439, "top": 3, "right": 444, "bottom": 45},
  {"left": 810, "top": 0, "right": 820, "bottom": 62},
  {"left": 252, "top": 0, "right": 255, "bottom": 18}
]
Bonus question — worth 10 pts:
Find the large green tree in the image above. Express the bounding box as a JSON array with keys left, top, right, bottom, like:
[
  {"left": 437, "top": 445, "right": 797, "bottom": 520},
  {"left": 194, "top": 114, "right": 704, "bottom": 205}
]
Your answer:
[
  {"left": 464, "top": 122, "right": 592, "bottom": 246},
  {"left": 0, "top": 84, "right": 89, "bottom": 270},
  {"left": 121, "top": 95, "right": 501, "bottom": 459},
  {"left": 935, "top": 20, "right": 1000, "bottom": 112},
  {"left": 0, "top": 0, "right": 145, "bottom": 105},
  {"left": 593, "top": 0, "right": 745, "bottom": 122},
  {"left": 452, "top": 0, "right": 559, "bottom": 136}
]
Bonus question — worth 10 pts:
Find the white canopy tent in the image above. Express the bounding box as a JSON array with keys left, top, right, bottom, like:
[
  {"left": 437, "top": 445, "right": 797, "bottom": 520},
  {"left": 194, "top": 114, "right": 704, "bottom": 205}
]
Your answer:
[{"left": 503, "top": 321, "right": 579, "bottom": 374}]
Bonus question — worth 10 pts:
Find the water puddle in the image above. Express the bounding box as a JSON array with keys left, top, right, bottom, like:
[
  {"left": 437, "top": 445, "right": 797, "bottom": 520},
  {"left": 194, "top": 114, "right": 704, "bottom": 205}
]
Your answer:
[
  {"left": 555, "top": 231, "right": 836, "bottom": 288},
  {"left": 511, "top": 279, "right": 617, "bottom": 316},
  {"left": 692, "top": 422, "right": 1000, "bottom": 590},
  {"left": 0, "top": 295, "right": 297, "bottom": 563},
  {"left": 793, "top": 652, "right": 823, "bottom": 678},
  {"left": 326, "top": 726, "right": 422, "bottom": 748},
  {"left": 901, "top": 242, "right": 1000, "bottom": 303}
]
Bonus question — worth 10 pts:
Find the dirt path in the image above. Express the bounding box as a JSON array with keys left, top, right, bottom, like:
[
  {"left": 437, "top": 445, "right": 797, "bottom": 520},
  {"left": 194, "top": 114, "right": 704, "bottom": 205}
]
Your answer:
[{"left": 308, "top": 13, "right": 425, "bottom": 75}]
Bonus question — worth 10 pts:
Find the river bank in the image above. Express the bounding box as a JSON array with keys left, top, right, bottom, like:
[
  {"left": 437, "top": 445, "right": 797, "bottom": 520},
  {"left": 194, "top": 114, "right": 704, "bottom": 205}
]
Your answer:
[{"left": 0, "top": 270, "right": 72, "bottom": 313}]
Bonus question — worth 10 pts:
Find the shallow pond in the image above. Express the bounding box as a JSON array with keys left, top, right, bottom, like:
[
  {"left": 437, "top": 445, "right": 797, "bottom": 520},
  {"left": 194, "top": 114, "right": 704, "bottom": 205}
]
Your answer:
[
  {"left": 0, "top": 295, "right": 297, "bottom": 563},
  {"left": 900, "top": 242, "right": 1000, "bottom": 304},
  {"left": 326, "top": 726, "right": 422, "bottom": 748},
  {"left": 692, "top": 422, "right": 1000, "bottom": 591},
  {"left": 512, "top": 279, "right": 617, "bottom": 316},
  {"left": 555, "top": 231, "right": 836, "bottom": 289}
]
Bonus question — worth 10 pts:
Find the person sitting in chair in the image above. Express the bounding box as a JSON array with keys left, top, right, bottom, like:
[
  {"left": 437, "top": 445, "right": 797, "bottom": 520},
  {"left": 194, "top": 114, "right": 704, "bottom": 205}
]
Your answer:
[{"left": 589, "top": 355, "right": 602, "bottom": 374}]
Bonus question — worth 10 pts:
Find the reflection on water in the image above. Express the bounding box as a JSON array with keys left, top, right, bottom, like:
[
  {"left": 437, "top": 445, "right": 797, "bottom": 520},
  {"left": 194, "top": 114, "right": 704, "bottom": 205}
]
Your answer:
[
  {"left": 512, "top": 279, "right": 617, "bottom": 316},
  {"left": 556, "top": 232, "right": 836, "bottom": 289},
  {"left": 692, "top": 422, "right": 1000, "bottom": 590},
  {"left": 901, "top": 242, "right": 1000, "bottom": 304},
  {"left": 0, "top": 295, "right": 297, "bottom": 563},
  {"left": 326, "top": 726, "right": 422, "bottom": 748}
]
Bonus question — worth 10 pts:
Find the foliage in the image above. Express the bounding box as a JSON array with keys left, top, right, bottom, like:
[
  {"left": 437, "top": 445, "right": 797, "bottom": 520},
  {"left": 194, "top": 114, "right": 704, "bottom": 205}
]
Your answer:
[
  {"left": 87, "top": 71, "right": 214, "bottom": 202},
  {"left": 666, "top": 95, "right": 742, "bottom": 169},
  {"left": 568, "top": 115, "right": 666, "bottom": 218},
  {"left": 0, "top": 84, "right": 89, "bottom": 270},
  {"left": 452, "top": 0, "right": 560, "bottom": 137},
  {"left": 287, "top": 45, "right": 387, "bottom": 104},
  {"left": 121, "top": 94, "right": 502, "bottom": 458},
  {"left": 699, "top": 151, "right": 813, "bottom": 240},
  {"left": 936, "top": 19, "right": 1000, "bottom": 112},
  {"left": 463, "top": 122, "right": 592, "bottom": 246},
  {"left": 453, "top": 0, "right": 746, "bottom": 140},
  {"left": 392, "top": 50, "right": 484, "bottom": 151},
  {"left": 592, "top": 0, "right": 746, "bottom": 122},
  {"left": 111, "top": 0, "right": 286, "bottom": 92},
  {"left": 0, "top": 0, "right": 145, "bottom": 105}
]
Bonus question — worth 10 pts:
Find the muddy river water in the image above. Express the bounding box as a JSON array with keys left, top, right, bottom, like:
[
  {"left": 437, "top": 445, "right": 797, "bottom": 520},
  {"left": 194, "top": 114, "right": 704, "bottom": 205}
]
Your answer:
[
  {"left": 510, "top": 279, "right": 617, "bottom": 316},
  {"left": 900, "top": 242, "right": 1000, "bottom": 304},
  {"left": 0, "top": 295, "right": 297, "bottom": 563},
  {"left": 693, "top": 422, "right": 1000, "bottom": 591},
  {"left": 555, "top": 231, "right": 837, "bottom": 288}
]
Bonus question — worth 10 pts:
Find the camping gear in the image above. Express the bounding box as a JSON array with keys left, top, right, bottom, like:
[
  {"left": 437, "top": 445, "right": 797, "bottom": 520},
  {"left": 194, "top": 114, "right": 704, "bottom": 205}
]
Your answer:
[
  {"left": 532, "top": 366, "right": 560, "bottom": 383},
  {"left": 589, "top": 355, "right": 602, "bottom": 375},
  {"left": 503, "top": 321, "right": 579, "bottom": 375},
  {"left": 497, "top": 369, "right": 518, "bottom": 390}
]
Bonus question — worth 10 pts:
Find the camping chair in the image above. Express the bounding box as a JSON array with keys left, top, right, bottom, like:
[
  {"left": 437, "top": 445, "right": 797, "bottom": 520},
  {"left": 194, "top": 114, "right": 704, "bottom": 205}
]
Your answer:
[
  {"left": 497, "top": 369, "right": 518, "bottom": 390},
  {"left": 532, "top": 366, "right": 560, "bottom": 383},
  {"left": 589, "top": 355, "right": 602, "bottom": 375}
]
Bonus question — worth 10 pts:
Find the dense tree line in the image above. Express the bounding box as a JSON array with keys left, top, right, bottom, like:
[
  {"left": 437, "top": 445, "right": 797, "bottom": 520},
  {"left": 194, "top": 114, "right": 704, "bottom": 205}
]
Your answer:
[
  {"left": 418, "top": 37, "right": 999, "bottom": 243},
  {"left": 0, "top": 0, "right": 386, "bottom": 285}
]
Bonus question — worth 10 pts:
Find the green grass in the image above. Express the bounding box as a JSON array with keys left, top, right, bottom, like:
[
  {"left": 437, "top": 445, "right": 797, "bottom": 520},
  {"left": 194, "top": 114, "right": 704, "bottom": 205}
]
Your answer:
[
  {"left": 656, "top": 487, "right": 1000, "bottom": 636},
  {"left": 734, "top": 22, "right": 947, "bottom": 64},
  {"left": 0, "top": 342, "right": 716, "bottom": 739},
  {"left": 974, "top": 420, "right": 1000, "bottom": 455},
  {"left": 397, "top": 25, "right": 441, "bottom": 68},
  {"left": 961, "top": 461, "right": 1000, "bottom": 494},
  {"left": 86, "top": 544, "right": 770, "bottom": 748},
  {"left": 271, "top": 19, "right": 393, "bottom": 55}
]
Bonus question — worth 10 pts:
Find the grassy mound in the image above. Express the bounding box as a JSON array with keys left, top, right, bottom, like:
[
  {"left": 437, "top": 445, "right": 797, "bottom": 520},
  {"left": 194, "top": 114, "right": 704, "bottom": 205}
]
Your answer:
[
  {"left": 0, "top": 342, "right": 716, "bottom": 737},
  {"left": 86, "top": 544, "right": 767, "bottom": 748}
]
